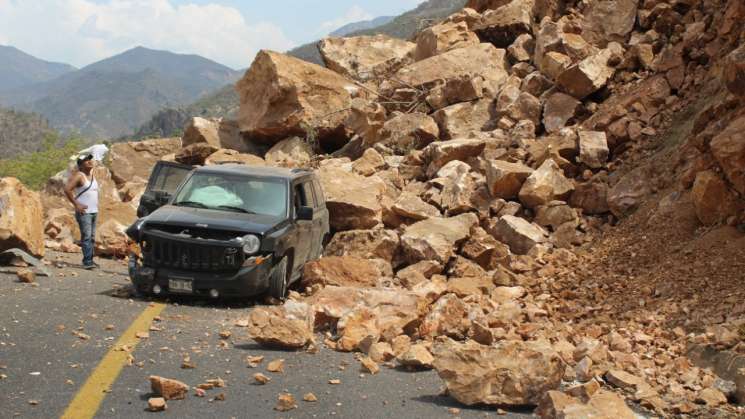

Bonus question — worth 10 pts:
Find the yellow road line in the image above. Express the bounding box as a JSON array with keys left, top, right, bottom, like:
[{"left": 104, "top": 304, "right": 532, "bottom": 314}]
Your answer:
[{"left": 60, "top": 303, "right": 166, "bottom": 419}]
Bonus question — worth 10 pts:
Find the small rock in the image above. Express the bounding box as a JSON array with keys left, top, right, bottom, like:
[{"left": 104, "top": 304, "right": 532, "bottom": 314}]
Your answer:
[
  {"left": 360, "top": 357, "right": 380, "bottom": 374},
  {"left": 148, "top": 397, "right": 167, "bottom": 412},
  {"left": 267, "top": 359, "right": 284, "bottom": 373},
  {"left": 303, "top": 392, "right": 318, "bottom": 402},
  {"left": 149, "top": 376, "right": 189, "bottom": 400},
  {"left": 17, "top": 268, "right": 35, "bottom": 283},
  {"left": 329, "top": 379, "right": 341, "bottom": 385},
  {"left": 253, "top": 373, "right": 271, "bottom": 385}
]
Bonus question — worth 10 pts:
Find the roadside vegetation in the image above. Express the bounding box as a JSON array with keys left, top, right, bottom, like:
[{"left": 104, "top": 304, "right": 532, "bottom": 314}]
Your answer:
[{"left": 0, "top": 134, "right": 84, "bottom": 189}]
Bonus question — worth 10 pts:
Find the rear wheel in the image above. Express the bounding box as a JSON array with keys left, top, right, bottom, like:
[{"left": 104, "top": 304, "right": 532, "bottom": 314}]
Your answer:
[{"left": 268, "top": 256, "right": 289, "bottom": 300}]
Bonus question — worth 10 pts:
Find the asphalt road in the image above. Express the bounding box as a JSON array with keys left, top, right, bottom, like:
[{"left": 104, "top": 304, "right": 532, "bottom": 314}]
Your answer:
[{"left": 0, "top": 253, "right": 531, "bottom": 419}]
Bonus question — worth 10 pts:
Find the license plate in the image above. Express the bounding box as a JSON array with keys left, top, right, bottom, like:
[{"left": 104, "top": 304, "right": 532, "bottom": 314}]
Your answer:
[{"left": 168, "top": 279, "right": 193, "bottom": 293}]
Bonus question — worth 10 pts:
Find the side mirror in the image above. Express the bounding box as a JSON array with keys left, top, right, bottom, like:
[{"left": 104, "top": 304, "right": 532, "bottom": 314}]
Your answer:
[{"left": 296, "top": 206, "right": 314, "bottom": 221}]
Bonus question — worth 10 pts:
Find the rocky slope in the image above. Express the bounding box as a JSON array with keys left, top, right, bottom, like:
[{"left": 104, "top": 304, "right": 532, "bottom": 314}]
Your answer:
[
  {"left": 4, "top": 0, "right": 745, "bottom": 417},
  {"left": 0, "top": 45, "right": 76, "bottom": 91}
]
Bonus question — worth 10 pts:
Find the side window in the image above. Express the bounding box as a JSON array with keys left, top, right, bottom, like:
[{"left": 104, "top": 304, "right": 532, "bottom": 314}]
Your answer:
[
  {"left": 153, "top": 165, "right": 190, "bottom": 193},
  {"left": 301, "top": 182, "right": 316, "bottom": 208},
  {"left": 293, "top": 184, "right": 307, "bottom": 210},
  {"left": 312, "top": 179, "right": 325, "bottom": 205}
]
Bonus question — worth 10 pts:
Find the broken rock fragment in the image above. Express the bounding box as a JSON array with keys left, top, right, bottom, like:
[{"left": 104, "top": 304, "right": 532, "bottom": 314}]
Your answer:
[
  {"left": 301, "top": 256, "right": 382, "bottom": 288},
  {"left": 536, "top": 390, "right": 636, "bottom": 418},
  {"left": 474, "top": 0, "right": 534, "bottom": 48},
  {"left": 16, "top": 268, "right": 35, "bottom": 283},
  {"left": 424, "top": 139, "right": 486, "bottom": 177},
  {"left": 236, "top": 50, "right": 360, "bottom": 148},
  {"left": 246, "top": 301, "right": 315, "bottom": 349},
  {"left": 557, "top": 46, "right": 620, "bottom": 99},
  {"left": 149, "top": 376, "right": 189, "bottom": 400},
  {"left": 319, "top": 35, "right": 415, "bottom": 82},
  {"left": 486, "top": 160, "right": 533, "bottom": 199},
  {"left": 518, "top": 159, "right": 574, "bottom": 208},
  {"left": 415, "top": 21, "right": 480, "bottom": 61},
  {"left": 578, "top": 131, "right": 609, "bottom": 169},
  {"left": 147, "top": 397, "right": 167, "bottom": 412},
  {"left": 275, "top": 393, "right": 297, "bottom": 411},
  {"left": 432, "top": 338, "right": 563, "bottom": 406},
  {"left": 0, "top": 178, "right": 44, "bottom": 258},
  {"left": 397, "top": 344, "right": 435, "bottom": 369},
  {"left": 489, "top": 215, "right": 548, "bottom": 255},
  {"left": 317, "top": 166, "right": 385, "bottom": 231},
  {"left": 400, "top": 213, "right": 479, "bottom": 264}
]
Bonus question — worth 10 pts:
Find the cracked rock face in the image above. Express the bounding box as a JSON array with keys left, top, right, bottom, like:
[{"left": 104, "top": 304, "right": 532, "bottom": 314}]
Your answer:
[{"left": 431, "top": 338, "right": 564, "bottom": 406}]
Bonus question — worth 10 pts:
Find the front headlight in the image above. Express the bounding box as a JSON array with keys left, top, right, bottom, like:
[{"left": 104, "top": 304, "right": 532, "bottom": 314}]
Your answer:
[
  {"left": 240, "top": 234, "right": 261, "bottom": 255},
  {"left": 125, "top": 218, "right": 147, "bottom": 241}
]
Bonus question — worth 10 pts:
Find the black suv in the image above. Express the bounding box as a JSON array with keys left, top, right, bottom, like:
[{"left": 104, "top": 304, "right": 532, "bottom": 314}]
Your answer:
[{"left": 126, "top": 162, "right": 330, "bottom": 299}]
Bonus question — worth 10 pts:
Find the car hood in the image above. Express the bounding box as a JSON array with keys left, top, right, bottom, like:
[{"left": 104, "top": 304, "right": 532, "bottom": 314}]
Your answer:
[{"left": 143, "top": 205, "right": 285, "bottom": 235}]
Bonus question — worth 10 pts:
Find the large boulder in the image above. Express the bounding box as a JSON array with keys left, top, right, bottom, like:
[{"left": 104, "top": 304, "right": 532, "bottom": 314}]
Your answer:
[
  {"left": 400, "top": 213, "right": 479, "bottom": 264},
  {"left": 301, "top": 256, "right": 383, "bottom": 288},
  {"left": 519, "top": 159, "right": 574, "bottom": 208},
  {"left": 432, "top": 338, "right": 564, "bottom": 406},
  {"left": 246, "top": 301, "right": 315, "bottom": 349},
  {"left": 543, "top": 92, "right": 582, "bottom": 134},
  {"left": 108, "top": 138, "right": 181, "bottom": 186},
  {"left": 317, "top": 166, "right": 385, "bottom": 231},
  {"left": 181, "top": 117, "right": 254, "bottom": 154},
  {"left": 204, "top": 149, "right": 266, "bottom": 166},
  {"left": 392, "top": 192, "right": 441, "bottom": 220},
  {"left": 691, "top": 171, "right": 740, "bottom": 225},
  {"left": 424, "top": 139, "right": 486, "bottom": 177},
  {"left": 536, "top": 390, "right": 636, "bottom": 419},
  {"left": 0, "top": 178, "right": 44, "bottom": 258},
  {"left": 489, "top": 215, "right": 548, "bottom": 255},
  {"left": 319, "top": 35, "right": 415, "bottom": 82},
  {"left": 175, "top": 143, "right": 219, "bottom": 166},
  {"left": 556, "top": 46, "right": 620, "bottom": 99},
  {"left": 433, "top": 99, "right": 496, "bottom": 140},
  {"left": 415, "top": 21, "right": 480, "bottom": 61},
  {"left": 710, "top": 115, "right": 745, "bottom": 195},
  {"left": 473, "top": 0, "right": 534, "bottom": 48},
  {"left": 426, "top": 75, "right": 485, "bottom": 110},
  {"left": 486, "top": 160, "right": 533, "bottom": 199},
  {"left": 378, "top": 112, "right": 439, "bottom": 153},
  {"left": 265, "top": 137, "right": 313, "bottom": 168},
  {"left": 236, "top": 50, "right": 361, "bottom": 150},
  {"left": 384, "top": 43, "right": 509, "bottom": 97},
  {"left": 580, "top": 0, "right": 639, "bottom": 46},
  {"left": 323, "top": 229, "right": 400, "bottom": 262}
]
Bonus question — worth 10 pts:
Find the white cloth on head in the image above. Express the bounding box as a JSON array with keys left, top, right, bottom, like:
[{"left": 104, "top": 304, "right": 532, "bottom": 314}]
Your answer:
[{"left": 69, "top": 144, "right": 109, "bottom": 162}]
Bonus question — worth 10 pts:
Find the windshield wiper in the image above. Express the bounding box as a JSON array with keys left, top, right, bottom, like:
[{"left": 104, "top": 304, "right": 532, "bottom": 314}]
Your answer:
[
  {"left": 173, "top": 200, "right": 208, "bottom": 209},
  {"left": 216, "top": 205, "right": 255, "bottom": 214}
]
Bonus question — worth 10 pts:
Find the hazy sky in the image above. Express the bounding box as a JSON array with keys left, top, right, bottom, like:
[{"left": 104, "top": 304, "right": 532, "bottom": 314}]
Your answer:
[{"left": 0, "top": 0, "right": 422, "bottom": 69}]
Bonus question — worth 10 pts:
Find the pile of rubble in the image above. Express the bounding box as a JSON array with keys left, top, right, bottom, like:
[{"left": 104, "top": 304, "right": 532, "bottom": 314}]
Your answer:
[{"left": 1, "top": 0, "right": 743, "bottom": 416}]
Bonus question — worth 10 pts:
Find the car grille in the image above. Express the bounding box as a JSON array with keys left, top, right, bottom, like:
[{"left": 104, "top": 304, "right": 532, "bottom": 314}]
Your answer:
[{"left": 142, "top": 232, "right": 244, "bottom": 272}]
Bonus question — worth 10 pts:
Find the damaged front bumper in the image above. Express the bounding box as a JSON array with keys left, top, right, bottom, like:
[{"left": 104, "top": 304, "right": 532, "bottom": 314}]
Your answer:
[{"left": 128, "top": 253, "right": 273, "bottom": 298}]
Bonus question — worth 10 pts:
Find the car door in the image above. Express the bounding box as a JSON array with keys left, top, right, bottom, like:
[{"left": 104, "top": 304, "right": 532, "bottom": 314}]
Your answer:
[
  {"left": 137, "top": 161, "right": 192, "bottom": 217},
  {"left": 308, "top": 179, "right": 328, "bottom": 259},
  {"left": 290, "top": 181, "right": 313, "bottom": 277}
]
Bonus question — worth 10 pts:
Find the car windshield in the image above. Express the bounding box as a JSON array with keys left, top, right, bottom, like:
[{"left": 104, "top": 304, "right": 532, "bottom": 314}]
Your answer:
[{"left": 172, "top": 173, "right": 287, "bottom": 217}]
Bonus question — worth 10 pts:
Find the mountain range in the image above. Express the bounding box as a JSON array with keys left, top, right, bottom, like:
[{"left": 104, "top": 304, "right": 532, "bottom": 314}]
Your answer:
[
  {"left": 0, "top": 0, "right": 467, "bottom": 148},
  {"left": 0, "top": 46, "right": 241, "bottom": 140}
]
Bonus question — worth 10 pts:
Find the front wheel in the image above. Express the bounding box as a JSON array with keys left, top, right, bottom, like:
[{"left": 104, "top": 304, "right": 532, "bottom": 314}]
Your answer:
[{"left": 268, "top": 256, "right": 288, "bottom": 300}]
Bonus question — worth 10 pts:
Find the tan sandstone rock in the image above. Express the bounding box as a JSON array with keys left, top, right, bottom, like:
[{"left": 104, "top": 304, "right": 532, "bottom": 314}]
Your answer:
[
  {"left": 557, "top": 47, "right": 620, "bottom": 99},
  {"left": 149, "top": 376, "right": 189, "bottom": 400},
  {"left": 246, "top": 301, "right": 315, "bottom": 349},
  {"left": 0, "top": 178, "right": 44, "bottom": 258},
  {"left": 710, "top": 115, "right": 745, "bottom": 195},
  {"left": 519, "top": 159, "right": 574, "bottom": 208},
  {"left": 236, "top": 50, "right": 361, "bottom": 149},
  {"left": 265, "top": 137, "right": 313, "bottom": 168},
  {"left": 486, "top": 160, "right": 534, "bottom": 199},
  {"left": 400, "top": 213, "right": 479, "bottom": 264},
  {"left": 319, "top": 35, "right": 415, "bottom": 82},
  {"left": 578, "top": 131, "right": 609, "bottom": 169},
  {"left": 432, "top": 338, "right": 564, "bottom": 406},
  {"left": 490, "top": 215, "right": 548, "bottom": 255},
  {"left": 301, "top": 256, "right": 382, "bottom": 288},
  {"left": 204, "top": 149, "right": 265, "bottom": 166},
  {"left": 424, "top": 139, "right": 486, "bottom": 177},
  {"left": 473, "top": 0, "right": 534, "bottom": 48},
  {"left": 108, "top": 138, "right": 181, "bottom": 185},
  {"left": 691, "top": 170, "right": 740, "bottom": 225},
  {"left": 317, "top": 166, "right": 385, "bottom": 231},
  {"left": 415, "top": 21, "right": 480, "bottom": 61}
]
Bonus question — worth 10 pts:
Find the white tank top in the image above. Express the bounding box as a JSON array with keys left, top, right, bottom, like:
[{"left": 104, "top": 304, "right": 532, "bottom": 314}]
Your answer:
[{"left": 75, "top": 173, "right": 99, "bottom": 214}]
